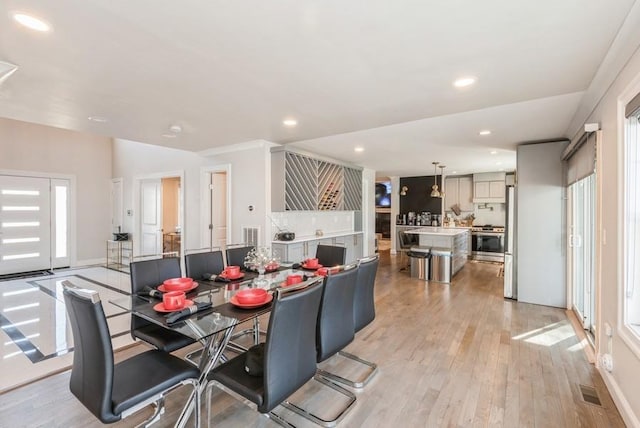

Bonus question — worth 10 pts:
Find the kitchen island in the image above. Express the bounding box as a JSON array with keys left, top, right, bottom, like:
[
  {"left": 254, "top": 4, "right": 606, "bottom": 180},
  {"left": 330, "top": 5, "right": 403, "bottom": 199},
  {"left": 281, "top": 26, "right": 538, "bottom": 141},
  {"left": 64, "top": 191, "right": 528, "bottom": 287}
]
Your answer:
[{"left": 404, "top": 227, "right": 470, "bottom": 276}]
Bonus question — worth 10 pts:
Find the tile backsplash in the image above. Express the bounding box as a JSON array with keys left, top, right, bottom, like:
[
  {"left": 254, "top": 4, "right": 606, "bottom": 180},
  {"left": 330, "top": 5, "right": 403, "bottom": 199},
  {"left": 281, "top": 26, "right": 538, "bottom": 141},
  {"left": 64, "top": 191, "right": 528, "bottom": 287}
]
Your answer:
[{"left": 270, "top": 211, "right": 354, "bottom": 239}]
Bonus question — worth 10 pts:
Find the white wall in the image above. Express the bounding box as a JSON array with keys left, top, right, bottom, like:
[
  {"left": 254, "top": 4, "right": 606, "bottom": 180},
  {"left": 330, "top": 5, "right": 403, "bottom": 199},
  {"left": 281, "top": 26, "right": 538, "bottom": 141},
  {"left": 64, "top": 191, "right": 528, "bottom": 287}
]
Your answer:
[
  {"left": 0, "top": 117, "right": 112, "bottom": 264},
  {"left": 578, "top": 40, "right": 640, "bottom": 426},
  {"left": 362, "top": 168, "right": 376, "bottom": 256},
  {"left": 112, "top": 139, "right": 272, "bottom": 255}
]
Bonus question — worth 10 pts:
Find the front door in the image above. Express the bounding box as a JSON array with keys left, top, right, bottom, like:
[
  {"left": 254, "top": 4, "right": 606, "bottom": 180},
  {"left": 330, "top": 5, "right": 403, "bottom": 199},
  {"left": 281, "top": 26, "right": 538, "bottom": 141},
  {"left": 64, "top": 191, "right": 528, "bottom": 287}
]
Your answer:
[
  {"left": 0, "top": 175, "right": 51, "bottom": 275},
  {"left": 140, "top": 179, "right": 162, "bottom": 256}
]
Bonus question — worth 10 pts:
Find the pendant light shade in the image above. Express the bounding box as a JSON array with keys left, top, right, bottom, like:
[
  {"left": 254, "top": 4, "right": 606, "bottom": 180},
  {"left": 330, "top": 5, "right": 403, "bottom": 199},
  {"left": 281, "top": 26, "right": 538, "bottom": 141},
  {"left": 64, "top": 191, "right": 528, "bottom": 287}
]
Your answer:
[
  {"left": 430, "top": 161, "right": 441, "bottom": 197},
  {"left": 438, "top": 165, "right": 446, "bottom": 199}
]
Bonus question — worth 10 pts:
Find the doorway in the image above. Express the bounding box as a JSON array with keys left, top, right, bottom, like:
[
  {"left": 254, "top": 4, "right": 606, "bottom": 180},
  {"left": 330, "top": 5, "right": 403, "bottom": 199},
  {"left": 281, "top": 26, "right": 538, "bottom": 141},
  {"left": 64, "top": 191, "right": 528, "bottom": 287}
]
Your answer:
[
  {"left": 135, "top": 172, "right": 183, "bottom": 258},
  {"left": 0, "top": 174, "right": 70, "bottom": 275},
  {"left": 200, "top": 165, "right": 230, "bottom": 250}
]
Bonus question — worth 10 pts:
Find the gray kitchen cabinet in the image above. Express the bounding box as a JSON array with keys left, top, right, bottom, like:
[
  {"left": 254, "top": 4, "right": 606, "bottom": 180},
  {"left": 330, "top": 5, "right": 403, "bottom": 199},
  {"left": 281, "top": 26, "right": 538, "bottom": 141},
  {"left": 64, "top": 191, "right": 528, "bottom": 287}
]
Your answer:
[
  {"left": 272, "top": 242, "right": 306, "bottom": 263},
  {"left": 271, "top": 233, "right": 362, "bottom": 264},
  {"left": 444, "top": 176, "right": 474, "bottom": 212},
  {"left": 472, "top": 172, "right": 506, "bottom": 203},
  {"left": 349, "top": 233, "right": 363, "bottom": 262}
]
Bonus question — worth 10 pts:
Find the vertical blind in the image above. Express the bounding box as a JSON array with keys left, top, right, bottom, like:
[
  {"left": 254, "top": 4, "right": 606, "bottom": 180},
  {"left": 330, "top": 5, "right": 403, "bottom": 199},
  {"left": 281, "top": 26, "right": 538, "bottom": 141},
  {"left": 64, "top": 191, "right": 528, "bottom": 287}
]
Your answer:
[{"left": 565, "top": 131, "right": 597, "bottom": 185}]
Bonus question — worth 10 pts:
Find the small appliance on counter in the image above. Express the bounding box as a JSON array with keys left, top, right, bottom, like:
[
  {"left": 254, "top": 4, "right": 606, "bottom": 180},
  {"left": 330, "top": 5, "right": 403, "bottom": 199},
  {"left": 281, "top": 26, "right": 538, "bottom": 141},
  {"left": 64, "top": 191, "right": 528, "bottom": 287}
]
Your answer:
[{"left": 274, "top": 231, "right": 295, "bottom": 241}]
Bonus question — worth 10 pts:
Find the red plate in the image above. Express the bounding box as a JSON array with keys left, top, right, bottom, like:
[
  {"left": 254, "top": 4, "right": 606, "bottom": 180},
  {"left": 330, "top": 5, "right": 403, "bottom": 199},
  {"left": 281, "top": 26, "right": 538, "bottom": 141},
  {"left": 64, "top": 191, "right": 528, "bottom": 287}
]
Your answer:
[
  {"left": 153, "top": 299, "right": 194, "bottom": 313},
  {"left": 157, "top": 282, "right": 198, "bottom": 293},
  {"left": 301, "top": 263, "right": 323, "bottom": 270},
  {"left": 219, "top": 272, "right": 245, "bottom": 281},
  {"left": 229, "top": 294, "right": 273, "bottom": 308}
]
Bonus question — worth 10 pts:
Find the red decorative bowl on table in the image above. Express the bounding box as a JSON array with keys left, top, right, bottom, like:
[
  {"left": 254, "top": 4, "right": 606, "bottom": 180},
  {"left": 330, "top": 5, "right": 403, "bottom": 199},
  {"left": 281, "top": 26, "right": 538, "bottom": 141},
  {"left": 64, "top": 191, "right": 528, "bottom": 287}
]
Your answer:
[
  {"left": 235, "top": 288, "right": 268, "bottom": 304},
  {"left": 162, "top": 277, "right": 194, "bottom": 291},
  {"left": 265, "top": 262, "right": 279, "bottom": 272}
]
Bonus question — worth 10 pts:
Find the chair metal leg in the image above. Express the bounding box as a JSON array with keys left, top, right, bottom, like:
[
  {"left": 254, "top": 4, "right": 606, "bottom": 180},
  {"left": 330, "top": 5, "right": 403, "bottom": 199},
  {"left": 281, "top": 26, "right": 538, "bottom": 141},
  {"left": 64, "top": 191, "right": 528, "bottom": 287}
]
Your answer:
[
  {"left": 281, "top": 375, "right": 356, "bottom": 427},
  {"left": 317, "top": 351, "right": 378, "bottom": 389}
]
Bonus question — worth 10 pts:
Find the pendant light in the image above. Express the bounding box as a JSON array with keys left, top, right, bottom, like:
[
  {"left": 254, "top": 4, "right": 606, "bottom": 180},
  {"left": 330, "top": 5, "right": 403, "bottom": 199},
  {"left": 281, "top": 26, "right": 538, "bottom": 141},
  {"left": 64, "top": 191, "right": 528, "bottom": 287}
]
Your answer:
[
  {"left": 430, "top": 161, "right": 441, "bottom": 197},
  {"left": 438, "top": 165, "right": 446, "bottom": 199}
]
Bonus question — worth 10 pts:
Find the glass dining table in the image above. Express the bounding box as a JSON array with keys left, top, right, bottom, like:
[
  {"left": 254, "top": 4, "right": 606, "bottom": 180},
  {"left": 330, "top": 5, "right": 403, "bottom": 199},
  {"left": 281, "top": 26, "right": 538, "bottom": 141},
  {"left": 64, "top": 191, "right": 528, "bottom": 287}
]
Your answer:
[{"left": 109, "top": 266, "right": 321, "bottom": 427}]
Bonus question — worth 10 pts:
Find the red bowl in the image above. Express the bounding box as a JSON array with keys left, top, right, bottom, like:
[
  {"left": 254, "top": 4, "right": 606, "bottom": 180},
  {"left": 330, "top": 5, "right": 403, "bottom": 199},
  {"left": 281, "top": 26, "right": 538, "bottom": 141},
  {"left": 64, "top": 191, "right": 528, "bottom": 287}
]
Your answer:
[
  {"left": 236, "top": 288, "right": 268, "bottom": 304},
  {"left": 162, "top": 277, "right": 193, "bottom": 291},
  {"left": 265, "top": 263, "right": 279, "bottom": 272}
]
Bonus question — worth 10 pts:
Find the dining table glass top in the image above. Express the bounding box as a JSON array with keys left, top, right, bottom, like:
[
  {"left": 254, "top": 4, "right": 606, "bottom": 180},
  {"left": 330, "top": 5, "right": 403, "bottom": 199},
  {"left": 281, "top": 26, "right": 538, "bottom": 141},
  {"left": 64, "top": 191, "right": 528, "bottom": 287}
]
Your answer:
[{"left": 108, "top": 266, "right": 319, "bottom": 342}]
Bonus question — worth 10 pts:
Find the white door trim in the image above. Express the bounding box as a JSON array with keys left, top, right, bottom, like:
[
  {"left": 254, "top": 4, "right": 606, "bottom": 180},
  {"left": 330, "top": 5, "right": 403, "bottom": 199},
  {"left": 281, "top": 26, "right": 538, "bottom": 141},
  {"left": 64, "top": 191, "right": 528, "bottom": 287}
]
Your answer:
[
  {"left": 133, "top": 170, "right": 185, "bottom": 258},
  {"left": 200, "top": 164, "right": 232, "bottom": 250}
]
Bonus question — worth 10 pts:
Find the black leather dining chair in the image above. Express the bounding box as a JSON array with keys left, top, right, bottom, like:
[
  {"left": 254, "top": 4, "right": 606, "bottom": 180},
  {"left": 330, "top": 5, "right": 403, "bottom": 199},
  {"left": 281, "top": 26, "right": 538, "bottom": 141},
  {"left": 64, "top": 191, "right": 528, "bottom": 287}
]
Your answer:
[
  {"left": 185, "top": 250, "right": 225, "bottom": 279},
  {"left": 62, "top": 282, "right": 201, "bottom": 427},
  {"left": 315, "top": 244, "right": 346, "bottom": 267},
  {"left": 334, "top": 255, "right": 380, "bottom": 388},
  {"left": 281, "top": 264, "right": 358, "bottom": 427},
  {"left": 225, "top": 245, "right": 254, "bottom": 270},
  {"left": 130, "top": 258, "right": 196, "bottom": 352},
  {"left": 206, "top": 277, "right": 324, "bottom": 427}
]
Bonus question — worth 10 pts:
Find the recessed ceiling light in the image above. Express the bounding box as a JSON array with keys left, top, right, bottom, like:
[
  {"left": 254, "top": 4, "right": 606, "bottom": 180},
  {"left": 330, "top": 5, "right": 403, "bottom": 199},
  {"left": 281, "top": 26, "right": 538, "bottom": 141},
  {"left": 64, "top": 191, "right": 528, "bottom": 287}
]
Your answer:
[
  {"left": 479, "top": 130, "right": 491, "bottom": 136},
  {"left": 453, "top": 77, "right": 476, "bottom": 88},
  {"left": 168, "top": 124, "right": 182, "bottom": 134},
  {"left": 490, "top": 150, "right": 498, "bottom": 155},
  {"left": 452, "top": 171, "right": 457, "bottom": 174},
  {"left": 283, "top": 119, "right": 297, "bottom": 127},
  {"left": 354, "top": 147, "right": 365, "bottom": 152},
  {"left": 88, "top": 116, "right": 108, "bottom": 123},
  {"left": 12, "top": 12, "right": 51, "bottom": 32}
]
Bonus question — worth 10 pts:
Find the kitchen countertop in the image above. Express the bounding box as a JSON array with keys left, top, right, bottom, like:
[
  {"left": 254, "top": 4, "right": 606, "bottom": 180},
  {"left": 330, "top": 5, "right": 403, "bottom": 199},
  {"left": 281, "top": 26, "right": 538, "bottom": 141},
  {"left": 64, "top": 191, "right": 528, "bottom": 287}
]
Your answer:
[
  {"left": 403, "top": 226, "right": 469, "bottom": 236},
  {"left": 272, "top": 231, "right": 363, "bottom": 244}
]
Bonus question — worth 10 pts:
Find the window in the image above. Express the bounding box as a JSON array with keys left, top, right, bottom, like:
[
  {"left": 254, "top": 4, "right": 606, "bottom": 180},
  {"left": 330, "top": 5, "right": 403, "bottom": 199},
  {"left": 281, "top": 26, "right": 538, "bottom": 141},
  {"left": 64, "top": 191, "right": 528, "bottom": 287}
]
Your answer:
[{"left": 623, "top": 92, "right": 640, "bottom": 342}]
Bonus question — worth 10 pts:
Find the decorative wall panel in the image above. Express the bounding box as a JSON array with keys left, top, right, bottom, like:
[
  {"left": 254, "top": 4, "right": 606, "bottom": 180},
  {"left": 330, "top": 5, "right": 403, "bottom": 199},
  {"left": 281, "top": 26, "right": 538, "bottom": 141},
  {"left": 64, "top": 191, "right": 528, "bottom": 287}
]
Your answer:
[{"left": 343, "top": 167, "right": 362, "bottom": 210}]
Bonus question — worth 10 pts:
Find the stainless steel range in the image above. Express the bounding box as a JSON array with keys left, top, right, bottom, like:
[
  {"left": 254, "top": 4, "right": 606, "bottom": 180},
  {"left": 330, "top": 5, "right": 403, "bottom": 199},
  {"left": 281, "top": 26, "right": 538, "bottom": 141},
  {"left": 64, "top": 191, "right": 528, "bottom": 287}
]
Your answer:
[{"left": 471, "top": 225, "right": 505, "bottom": 262}]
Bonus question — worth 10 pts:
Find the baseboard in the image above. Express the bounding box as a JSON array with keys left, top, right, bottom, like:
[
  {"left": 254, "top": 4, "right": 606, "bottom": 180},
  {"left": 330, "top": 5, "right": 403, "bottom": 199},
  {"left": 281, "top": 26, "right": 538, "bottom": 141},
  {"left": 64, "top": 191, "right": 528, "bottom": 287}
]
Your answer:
[
  {"left": 74, "top": 258, "right": 106, "bottom": 267},
  {"left": 598, "top": 364, "right": 640, "bottom": 427}
]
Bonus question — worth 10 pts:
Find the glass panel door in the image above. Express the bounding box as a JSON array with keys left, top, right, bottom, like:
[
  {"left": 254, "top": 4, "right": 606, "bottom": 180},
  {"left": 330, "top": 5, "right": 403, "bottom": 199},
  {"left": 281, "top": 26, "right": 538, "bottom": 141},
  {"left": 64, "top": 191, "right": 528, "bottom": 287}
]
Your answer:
[{"left": 569, "top": 174, "right": 596, "bottom": 335}]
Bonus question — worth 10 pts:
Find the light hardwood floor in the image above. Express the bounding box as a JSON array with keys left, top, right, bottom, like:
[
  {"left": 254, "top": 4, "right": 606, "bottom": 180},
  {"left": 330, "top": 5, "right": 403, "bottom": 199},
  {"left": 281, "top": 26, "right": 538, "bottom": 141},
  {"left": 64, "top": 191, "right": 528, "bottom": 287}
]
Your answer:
[{"left": 0, "top": 252, "right": 625, "bottom": 427}]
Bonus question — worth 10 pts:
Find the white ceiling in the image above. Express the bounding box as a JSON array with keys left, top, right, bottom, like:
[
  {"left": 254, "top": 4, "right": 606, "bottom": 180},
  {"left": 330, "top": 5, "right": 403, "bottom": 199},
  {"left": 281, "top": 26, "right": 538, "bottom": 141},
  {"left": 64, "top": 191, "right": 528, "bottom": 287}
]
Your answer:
[{"left": 0, "top": 0, "right": 637, "bottom": 177}]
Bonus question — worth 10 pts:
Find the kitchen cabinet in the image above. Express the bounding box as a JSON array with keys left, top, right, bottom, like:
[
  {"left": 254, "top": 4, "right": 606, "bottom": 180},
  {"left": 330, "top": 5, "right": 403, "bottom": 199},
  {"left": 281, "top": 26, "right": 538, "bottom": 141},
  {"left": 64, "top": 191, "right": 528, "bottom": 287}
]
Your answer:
[
  {"left": 473, "top": 172, "right": 506, "bottom": 203},
  {"left": 271, "top": 232, "right": 362, "bottom": 263},
  {"left": 444, "top": 176, "right": 473, "bottom": 212},
  {"left": 271, "top": 148, "right": 362, "bottom": 211}
]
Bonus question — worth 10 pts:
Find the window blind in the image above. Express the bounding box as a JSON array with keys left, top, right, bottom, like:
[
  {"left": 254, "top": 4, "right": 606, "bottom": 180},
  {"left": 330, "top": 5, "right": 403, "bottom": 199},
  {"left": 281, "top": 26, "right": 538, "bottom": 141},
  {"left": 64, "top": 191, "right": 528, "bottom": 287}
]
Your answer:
[{"left": 566, "top": 132, "right": 596, "bottom": 185}]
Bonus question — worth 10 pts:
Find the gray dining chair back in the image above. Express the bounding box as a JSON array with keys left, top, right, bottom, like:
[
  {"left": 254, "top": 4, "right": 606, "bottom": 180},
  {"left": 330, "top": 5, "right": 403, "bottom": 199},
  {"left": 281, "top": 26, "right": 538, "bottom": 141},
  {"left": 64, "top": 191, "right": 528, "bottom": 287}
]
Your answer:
[
  {"left": 316, "top": 266, "right": 358, "bottom": 362},
  {"left": 225, "top": 245, "right": 254, "bottom": 269},
  {"left": 207, "top": 277, "right": 324, "bottom": 423},
  {"left": 129, "top": 258, "right": 195, "bottom": 352},
  {"left": 323, "top": 254, "right": 381, "bottom": 390},
  {"left": 354, "top": 255, "right": 379, "bottom": 332},
  {"left": 62, "top": 283, "right": 201, "bottom": 426},
  {"left": 315, "top": 244, "right": 346, "bottom": 267},
  {"left": 280, "top": 266, "right": 358, "bottom": 426},
  {"left": 130, "top": 257, "right": 181, "bottom": 293},
  {"left": 185, "top": 250, "right": 225, "bottom": 279}
]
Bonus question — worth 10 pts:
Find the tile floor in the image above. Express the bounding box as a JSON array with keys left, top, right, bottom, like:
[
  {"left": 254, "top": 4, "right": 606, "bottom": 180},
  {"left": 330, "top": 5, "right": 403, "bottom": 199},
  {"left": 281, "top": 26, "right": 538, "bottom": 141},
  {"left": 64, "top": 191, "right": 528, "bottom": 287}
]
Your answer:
[{"left": 0, "top": 266, "right": 136, "bottom": 393}]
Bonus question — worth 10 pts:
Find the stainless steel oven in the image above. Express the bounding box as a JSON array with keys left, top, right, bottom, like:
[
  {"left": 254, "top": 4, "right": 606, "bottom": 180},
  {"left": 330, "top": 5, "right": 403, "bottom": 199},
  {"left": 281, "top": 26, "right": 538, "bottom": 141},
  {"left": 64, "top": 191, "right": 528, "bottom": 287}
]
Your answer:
[{"left": 471, "top": 230, "right": 505, "bottom": 262}]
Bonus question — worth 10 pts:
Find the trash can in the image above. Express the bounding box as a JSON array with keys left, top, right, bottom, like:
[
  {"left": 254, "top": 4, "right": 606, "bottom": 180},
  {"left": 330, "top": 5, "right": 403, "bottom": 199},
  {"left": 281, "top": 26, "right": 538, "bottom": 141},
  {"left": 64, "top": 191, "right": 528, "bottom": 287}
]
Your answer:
[
  {"left": 430, "top": 247, "right": 452, "bottom": 283},
  {"left": 408, "top": 246, "right": 430, "bottom": 280}
]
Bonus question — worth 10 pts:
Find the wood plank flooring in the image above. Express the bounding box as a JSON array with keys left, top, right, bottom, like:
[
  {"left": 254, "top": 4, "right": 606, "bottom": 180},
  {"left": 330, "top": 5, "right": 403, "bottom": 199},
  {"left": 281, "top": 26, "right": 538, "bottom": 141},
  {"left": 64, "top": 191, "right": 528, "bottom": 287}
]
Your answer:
[{"left": 0, "top": 253, "right": 625, "bottom": 427}]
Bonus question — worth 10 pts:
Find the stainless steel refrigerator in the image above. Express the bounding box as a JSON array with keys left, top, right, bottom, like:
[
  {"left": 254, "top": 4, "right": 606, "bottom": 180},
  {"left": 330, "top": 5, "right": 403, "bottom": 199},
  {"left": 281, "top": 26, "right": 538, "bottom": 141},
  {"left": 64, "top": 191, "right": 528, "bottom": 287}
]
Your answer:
[{"left": 503, "top": 185, "right": 516, "bottom": 299}]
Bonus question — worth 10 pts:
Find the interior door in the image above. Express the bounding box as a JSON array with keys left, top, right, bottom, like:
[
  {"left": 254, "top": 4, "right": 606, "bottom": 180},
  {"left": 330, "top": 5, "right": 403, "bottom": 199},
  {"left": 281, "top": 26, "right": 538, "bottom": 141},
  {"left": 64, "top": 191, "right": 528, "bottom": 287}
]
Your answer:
[
  {"left": 140, "top": 179, "right": 162, "bottom": 255},
  {"left": 0, "top": 175, "right": 51, "bottom": 275},
  {"left": 210, "top": 172, "right": 227, "bottom": 248}
]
